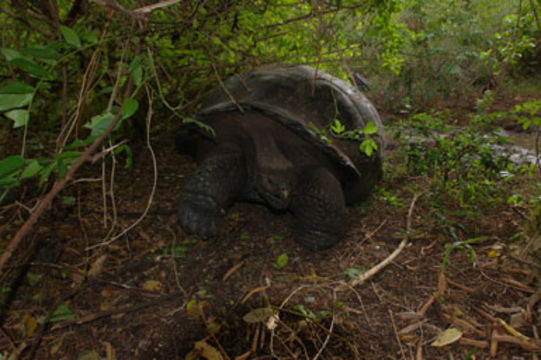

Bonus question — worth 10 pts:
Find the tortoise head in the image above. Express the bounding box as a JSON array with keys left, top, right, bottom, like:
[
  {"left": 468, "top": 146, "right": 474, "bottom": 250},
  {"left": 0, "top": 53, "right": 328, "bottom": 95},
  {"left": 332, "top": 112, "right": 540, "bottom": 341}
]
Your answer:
[{"left": 256, "top": 171, "right": 294, "bottom": 210}]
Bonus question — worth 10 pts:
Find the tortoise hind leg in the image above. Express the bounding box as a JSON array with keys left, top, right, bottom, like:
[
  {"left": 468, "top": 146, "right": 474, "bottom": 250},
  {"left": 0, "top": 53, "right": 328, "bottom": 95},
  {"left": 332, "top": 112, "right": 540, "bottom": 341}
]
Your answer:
[
  {"left": 290, "top": 167, "right": 346, "bottom": 251},
  {"left": 178, "top": 143, "right": 246, "bottom": 238}
]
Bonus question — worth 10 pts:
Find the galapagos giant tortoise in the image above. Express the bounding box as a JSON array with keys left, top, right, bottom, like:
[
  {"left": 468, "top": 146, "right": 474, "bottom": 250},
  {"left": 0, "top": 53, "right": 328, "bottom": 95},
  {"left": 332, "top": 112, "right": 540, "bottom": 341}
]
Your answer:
[{"left": 176, "top": 65, "right": 384, "bottom": 250}]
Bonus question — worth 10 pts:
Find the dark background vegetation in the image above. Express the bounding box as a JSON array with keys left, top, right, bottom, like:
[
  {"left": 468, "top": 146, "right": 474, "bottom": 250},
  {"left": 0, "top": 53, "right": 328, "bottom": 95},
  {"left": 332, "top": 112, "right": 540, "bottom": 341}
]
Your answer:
[{"left": 0, "top": 0, "right": 540, "bottom": 359}]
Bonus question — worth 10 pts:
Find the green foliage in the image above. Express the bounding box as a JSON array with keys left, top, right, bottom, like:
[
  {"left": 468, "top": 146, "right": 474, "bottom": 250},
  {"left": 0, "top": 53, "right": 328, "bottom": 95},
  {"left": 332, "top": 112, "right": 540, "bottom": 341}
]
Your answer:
[
  {"left": 344, "top": 267, "right": 367, "bottom": 280},
  {"left": 292, "top": 304, "right": 330, "bottom": 322},
  {"left": 441, "top": 237, "right": 485, "bottom": 273},
  {"left": 0, "top": 0, "right": 403, "bottom": 206},
  {"left": 330, "top": 119, "right": 380, "bottom": 156},
  {"left": 273, "top": 253, "right": 289, "bottom": 269},
  {"left": 362, "top": 0, "right": 541, "bottom": 111},
  {"left": 394, "top": 110, "right": 517, "bottom": 207}
]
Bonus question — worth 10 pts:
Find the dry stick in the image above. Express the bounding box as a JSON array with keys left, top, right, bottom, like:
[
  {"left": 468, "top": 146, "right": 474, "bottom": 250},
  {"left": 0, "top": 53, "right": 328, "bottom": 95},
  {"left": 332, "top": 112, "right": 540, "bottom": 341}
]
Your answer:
[
  {"left": 349, "top": 192, "right": 425, "bottom": 287},
  {"left": 0, "top": 41, "right": 140, "bottom": 275},
  {"left": 52, "top": 291, "right": 182, "bottom": 331},
  {"left": 389, "top": 309, "right": 408, "bottom": 360},
  {"left": 133, "top": 0, "right": 181, "bottom": 14}
]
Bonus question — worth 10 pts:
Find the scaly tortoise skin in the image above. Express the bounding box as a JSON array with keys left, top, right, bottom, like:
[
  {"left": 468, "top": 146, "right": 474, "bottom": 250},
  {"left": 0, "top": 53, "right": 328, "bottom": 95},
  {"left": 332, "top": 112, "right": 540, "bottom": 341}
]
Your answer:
[{"left": 175, "top": 65, "right": 384, "bottom": 250}]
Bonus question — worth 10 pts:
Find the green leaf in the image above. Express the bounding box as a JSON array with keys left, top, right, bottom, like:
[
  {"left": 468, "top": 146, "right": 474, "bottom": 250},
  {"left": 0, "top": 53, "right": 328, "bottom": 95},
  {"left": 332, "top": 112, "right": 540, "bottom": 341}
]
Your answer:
[
  {"left": 113, "top": 144, "right": 133, "bottom": 169},
  {"left": 132, "top": 66, "right": 143, "bottom": 87},
  {"left": 53, "top": 151, "right": 83, "bottom": 160},
  {"left": 84, "top": 113, "right": 114, "bottom": 137},
  {"left": 0, "top": 82, "right": 35, "bottom": 94},
  {"left": 359, "top": 139, "right": 378, "bottom": 157},
  {"left": 59, "top": 25, "right": 81, "bottom": 48},
  {"left": 363, "top": 121, "right": 378, "bottom": 135},
  {"left": 121, "top": 98, "right": 139, "bottom": 120},
  {"left": 171, "top": 246, "right": 188, "bottom": 258},
  {"left": 9, "top": 58, "right": 49, "bottom": 78},
  {"left": 330, "top": 119, "right": 346, "bottom": 134},
  {"left": 0, "top": 48, "right": 22, "bottom": 61},
  {"left": 21, "top": 160, "right": 42, "bottom": 179},
  {"left": 39, "top": 162, "right": 56, "bottom": 186},
  {"left": 273, "top": 253, "right": 288, "bottom": 269},
  {"left": 0, "top": 94, "right": 33, "bottom": 111},
  {"left": 49, "top": 304, "right": 77, "bottom": 322},
  {"left": 344, "top": 267, "right": 366, "bottom": 280},
  {"left": 21, "top": 46, "right": 61, "bottom": 60},
  {"left": 0, "top": 155, "right": 25, "bottom": 177},
  {"left": 56, "top": 158, "right": 67, "bottom": 179},
  {"left": 0, "top": 177, "right": 19, "bottom": 188},
  {"left": 5, "top": 109, "right": 29, "bottom": 128}
]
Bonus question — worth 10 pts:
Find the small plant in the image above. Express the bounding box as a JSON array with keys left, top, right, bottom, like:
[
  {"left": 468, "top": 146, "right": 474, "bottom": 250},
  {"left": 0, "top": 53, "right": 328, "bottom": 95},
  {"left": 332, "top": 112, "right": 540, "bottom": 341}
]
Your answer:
[
  {"left": 330, "top": 119, "right": 379, "bottom": 157},
  {"left": 272, "top": 253, "right": 288, "bottom": 269},
  {"left": 344, "top": 267, "right": 366, "bottom": 280},
  {"left": 292, "top": 304, "right": 331, "bottom": 322},
  {"left": 441, "top": 237, "right": 485, "bottom": 273}
]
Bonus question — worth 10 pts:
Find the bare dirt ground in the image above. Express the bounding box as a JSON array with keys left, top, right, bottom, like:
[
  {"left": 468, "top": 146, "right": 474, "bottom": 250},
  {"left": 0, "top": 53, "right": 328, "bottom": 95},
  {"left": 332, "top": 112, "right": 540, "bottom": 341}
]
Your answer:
[{"left": 0, "top": 117, "right": 540, "bottom": 359}]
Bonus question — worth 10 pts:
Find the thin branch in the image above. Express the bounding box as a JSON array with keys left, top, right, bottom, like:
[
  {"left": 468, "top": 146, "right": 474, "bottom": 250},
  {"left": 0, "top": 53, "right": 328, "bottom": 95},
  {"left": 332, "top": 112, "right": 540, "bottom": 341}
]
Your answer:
[
  {"left": 348, "top": 192, "right": 426, "bottom": 287},
  {"left": 0, "top": 39, "right": 142, "bottom": 276}
]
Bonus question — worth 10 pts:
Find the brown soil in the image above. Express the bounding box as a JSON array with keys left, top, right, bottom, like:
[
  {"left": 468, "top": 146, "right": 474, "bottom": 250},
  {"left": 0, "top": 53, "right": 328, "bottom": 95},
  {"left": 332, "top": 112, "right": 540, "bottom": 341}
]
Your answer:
[{"left": 0, "top": 129, "right": 540, "bottom": 360}]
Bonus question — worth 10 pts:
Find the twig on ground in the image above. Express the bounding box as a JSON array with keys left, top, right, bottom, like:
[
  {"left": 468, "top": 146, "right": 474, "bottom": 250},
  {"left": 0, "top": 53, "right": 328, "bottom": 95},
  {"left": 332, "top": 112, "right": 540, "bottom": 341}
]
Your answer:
[
  {"left": 389, "top": 309, "right": 407, "bottom": 360},
  {"left": 52, "top": 291, "right": 182, "bottom": 331},
  {"left": 418, "top": 272, "right": 446, "bottom": 316},
  {"left": 348, "top": 192, "right": 425, "bottom": 287}
]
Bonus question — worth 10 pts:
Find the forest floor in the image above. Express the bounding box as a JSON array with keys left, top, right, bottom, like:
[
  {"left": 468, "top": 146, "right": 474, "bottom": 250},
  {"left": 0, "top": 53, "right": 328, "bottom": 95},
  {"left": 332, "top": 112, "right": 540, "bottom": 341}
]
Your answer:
[{"left": 0, "top": 98, "right": 540, "bottom": 359}]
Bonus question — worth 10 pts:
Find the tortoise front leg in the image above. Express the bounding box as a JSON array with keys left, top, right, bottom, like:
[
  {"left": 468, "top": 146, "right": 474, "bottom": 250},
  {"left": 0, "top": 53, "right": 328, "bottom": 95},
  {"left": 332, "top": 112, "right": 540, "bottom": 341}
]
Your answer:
[
  {"left": 290, "top": 167, "right": 346, "bottom": 251},
  {"left": 178, "top": 144, "right": 246, "bottom": 238}
]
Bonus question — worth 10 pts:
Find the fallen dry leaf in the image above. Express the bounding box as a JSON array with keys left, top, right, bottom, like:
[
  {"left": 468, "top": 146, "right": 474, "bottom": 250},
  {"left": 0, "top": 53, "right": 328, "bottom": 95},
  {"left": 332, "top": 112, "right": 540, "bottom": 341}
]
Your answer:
[
  {"left": 431, "top": 328, "right": 463, "bottom": 347},
  {"left": 141, "top": 280, "right": 163, "bottom": 292},
  {"left": 185, "top": 341, "right": 224, "bottom": 360},
  {"left": 243, "top": 308, "right": 274, "bottom": 324}
]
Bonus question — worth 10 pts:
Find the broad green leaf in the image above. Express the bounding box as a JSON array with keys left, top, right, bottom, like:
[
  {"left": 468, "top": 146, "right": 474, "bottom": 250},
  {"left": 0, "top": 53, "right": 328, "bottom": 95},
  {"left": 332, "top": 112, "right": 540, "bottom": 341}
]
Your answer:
[
  {"left": 39, "top": 162, "right": 56, "bottom": 186},
  {"left": 21, "top": 46, "right": 61, "bottom": 60},
  {"left": 121, "top": 98, "right": 139, "bottom": 120},
  {"left": 0, "top": 94, "right": 33, "bottom": 111},
  {"left": 21, "top": 160, "right": 42, "bottom": 179},
  {"left": 359, "top": 139, "right": 378, "bottom": 157},
  {"left": 0, "top": 177, "right": 19, "bottom": 188},
  {"left": 273, "top": 253, "right": 288, "bottom": 269},
  {"left": 5, "top": 109, "right": 29, "bottom": 128},
  {"left": 0, "top": 82, "right": 35, "bottom": 94},
  {"left": 56, "top": 158, "right": 67, "bottom": 179},
  {"left": 49, "top": 304, "right": 77, "bottom": 322},
  {"left": 81, "top": 31, "right": 98, "bottom": 44},
  {"left": 9, "top": 58, "right": 49, "bottom": 78},
  {"left": 0, "top": 48, "right": 22, "bottom": 61},
  {"left": 363, "top": 121, "right": 378, "bottom": 135},
  {"left": 53, "top": 151, "right": 83, "bottom": 160},
  {"left": 84, "top": 113, "right": 114, "bottom": 137},
  {"left": 0, "top": 155, "right": 25, "bottom": 177},
  {"left": 59, "top": 25, "right": 81, "bottom": 48},
  {"left": 132, "top": 66, "right": 143, "bottom": 87}
]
